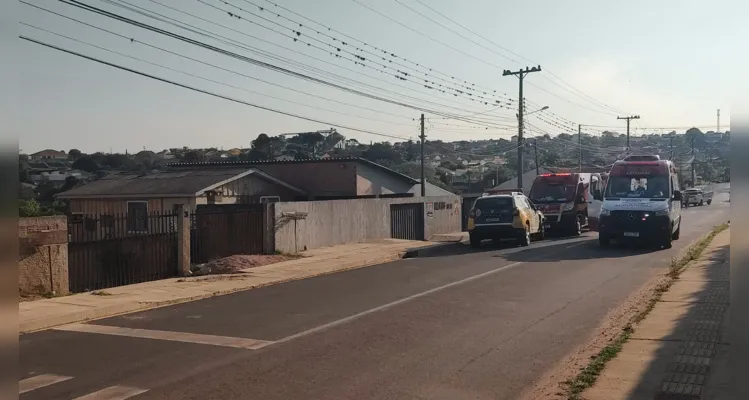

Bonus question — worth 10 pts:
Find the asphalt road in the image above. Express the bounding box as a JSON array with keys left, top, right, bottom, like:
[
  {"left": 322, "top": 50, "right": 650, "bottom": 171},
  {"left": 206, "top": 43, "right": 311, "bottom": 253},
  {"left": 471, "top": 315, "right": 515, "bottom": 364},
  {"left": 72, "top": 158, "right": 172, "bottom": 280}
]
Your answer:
[{"left": 20, "top": 186, "right": 730, "bottom": 400}]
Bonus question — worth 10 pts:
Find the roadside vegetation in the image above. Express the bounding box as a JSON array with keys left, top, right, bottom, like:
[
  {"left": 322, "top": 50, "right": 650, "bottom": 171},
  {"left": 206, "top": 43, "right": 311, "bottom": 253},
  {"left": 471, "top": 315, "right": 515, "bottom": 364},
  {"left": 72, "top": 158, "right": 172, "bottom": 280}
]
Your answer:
[{"left": 562, "top": 222, "right": 729, "bottom": 400}]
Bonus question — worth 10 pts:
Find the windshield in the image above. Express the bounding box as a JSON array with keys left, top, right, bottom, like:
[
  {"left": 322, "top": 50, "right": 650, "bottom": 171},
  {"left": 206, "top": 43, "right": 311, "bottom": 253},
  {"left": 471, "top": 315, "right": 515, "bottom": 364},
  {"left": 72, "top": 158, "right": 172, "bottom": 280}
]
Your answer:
[
  {"left": 529, "top": 180, "right": 578, "bottom": 203},
  {"left": 605, "top": 176, "right": 669, "bottom": 199},
  {"left": 474, "top": 197, "right": 514, "bottom": 211}
]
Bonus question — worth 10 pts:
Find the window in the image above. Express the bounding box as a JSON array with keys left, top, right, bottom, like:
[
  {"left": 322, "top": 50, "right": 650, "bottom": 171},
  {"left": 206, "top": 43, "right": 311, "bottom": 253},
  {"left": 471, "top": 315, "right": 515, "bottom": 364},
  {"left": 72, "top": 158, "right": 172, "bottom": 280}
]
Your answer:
[{"left": 127, "top": 201, "right": 148, "bottom": 232}]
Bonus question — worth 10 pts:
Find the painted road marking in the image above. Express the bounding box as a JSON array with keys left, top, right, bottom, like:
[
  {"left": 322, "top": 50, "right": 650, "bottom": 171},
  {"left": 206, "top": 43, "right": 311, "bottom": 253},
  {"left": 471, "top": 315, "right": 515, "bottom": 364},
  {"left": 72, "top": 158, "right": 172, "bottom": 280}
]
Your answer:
[
  {"left": 53, "top": 324, "right": 273, "bottom": 350},
  {"left": 274, "top": 261, "right": 525, "bottom": 345},
  {"left": 20, "top": 373, "right": 73, "bottom": 394},
  {"left": 72, "top": 385, "right": 147, "bottom": 400}
]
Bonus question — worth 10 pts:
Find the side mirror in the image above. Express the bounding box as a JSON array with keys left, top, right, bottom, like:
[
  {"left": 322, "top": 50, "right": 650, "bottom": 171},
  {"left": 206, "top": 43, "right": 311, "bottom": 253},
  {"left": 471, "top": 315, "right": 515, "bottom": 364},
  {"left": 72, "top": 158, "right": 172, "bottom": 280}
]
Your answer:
[{"left": 673, "top": 191, "right": 682, "bottom": 201}]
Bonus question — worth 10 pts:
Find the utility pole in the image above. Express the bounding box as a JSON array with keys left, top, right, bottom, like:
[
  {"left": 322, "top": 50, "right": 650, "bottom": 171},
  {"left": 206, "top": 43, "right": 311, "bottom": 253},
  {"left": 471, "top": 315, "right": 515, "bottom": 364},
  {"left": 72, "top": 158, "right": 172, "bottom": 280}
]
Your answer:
[
  {"left": 668, "top": 134, "right": 675, "bottom": 160},
  {"left": 690, "top": 134, "right": 696, "bottom": 186},
  {"left": 534, "top": 140, "right": 540, "bottom": 175},
  {"left": 717, "top": 109, "right": 721, "bottom": 133},
  {"left": 420, "top": 113, "right": 426, "bottom": 197},
  {"left": 617, "top": 115, "right": 640, "bottom": 151},
  {"left": 504, "top": 65, "right": 542, "bottom": 189},
  {"left": 578, "top": 124, "right": 583, "bottom": 172}
]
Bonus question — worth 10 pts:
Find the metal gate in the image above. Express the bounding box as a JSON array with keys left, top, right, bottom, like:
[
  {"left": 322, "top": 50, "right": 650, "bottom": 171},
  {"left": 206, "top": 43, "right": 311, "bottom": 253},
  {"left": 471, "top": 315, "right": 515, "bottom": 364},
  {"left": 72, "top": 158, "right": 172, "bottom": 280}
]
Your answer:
[
  {"left": 190, "top": 204, "right": 265, "bottom": 264},
  {"left": 390, "top": 203, "right": 424, "bottom": 240},
  {"left": 461, "top": 196, "right": 480, "bottom": 231},
  {"left": 68, "top": 212, "right": 178, "bottom": 293}
]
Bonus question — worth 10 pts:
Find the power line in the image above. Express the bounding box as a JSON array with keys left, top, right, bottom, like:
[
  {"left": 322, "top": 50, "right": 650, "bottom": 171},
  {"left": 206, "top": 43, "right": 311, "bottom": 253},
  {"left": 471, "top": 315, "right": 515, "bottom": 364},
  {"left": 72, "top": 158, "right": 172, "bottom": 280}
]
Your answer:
[
  {"left": 242, "top": 0, "right": 515, "bottom": 105},
  {"left": 409, "top": 0, "right": 631, "bottom": 116},
  {"left": 348, "top": 0, "right": 507, "bottom": 71},
  {"left": 20, "top": 23, "right": 428, "bottom": 129},
  {"left": 210, "top": 0, "right": 513, "bottom": 107},
  {"left": 116, "top": 0, "right": 509, "bottom": 112},
  {"left": 261, "top": 0, "right": 514, "bottom": 101},
  {"left": 21, "top": 36, "right": 412, "bottom": 141},
  {"left": 53, "top": 0, "right": 518, "bottom": 127}
]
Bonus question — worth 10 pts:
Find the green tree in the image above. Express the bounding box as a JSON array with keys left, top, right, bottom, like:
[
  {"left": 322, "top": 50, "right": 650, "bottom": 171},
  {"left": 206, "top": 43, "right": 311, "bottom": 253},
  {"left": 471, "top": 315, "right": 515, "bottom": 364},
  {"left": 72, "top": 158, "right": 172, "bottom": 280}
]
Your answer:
[
  {"left": 72, "top": 155, "right": 99, "bottom": 173},
  {"left": 68, "top": 149, "right": 82, "bottom": 160},
  {"left": 19, "top": 199, "right": 42, "bottom": 217}
]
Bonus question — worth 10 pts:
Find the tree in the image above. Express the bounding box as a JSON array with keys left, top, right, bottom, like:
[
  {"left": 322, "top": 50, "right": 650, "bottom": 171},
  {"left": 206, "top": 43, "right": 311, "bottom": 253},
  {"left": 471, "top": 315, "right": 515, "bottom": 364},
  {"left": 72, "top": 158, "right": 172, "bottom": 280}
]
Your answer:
[
  {"left": 363, "top": 142, "right": 400, "bottom": 164},
  {"left": 403, "top": 140, "right": 418, "bottom": 162},
  {"left": 19, "top": 199, "right": 42, "bottom": 217},
  {"left": 183, "top": 150, "right": 204, "bottom": 163},
  {"left": 72, "top": 155, "right": 99, "bottom": 173},
  {"left": 251, "top": 133, "right": 285, "bottom": 160},
  {"left": 68, "top": 149, "right": 82, "bottom": 160}
]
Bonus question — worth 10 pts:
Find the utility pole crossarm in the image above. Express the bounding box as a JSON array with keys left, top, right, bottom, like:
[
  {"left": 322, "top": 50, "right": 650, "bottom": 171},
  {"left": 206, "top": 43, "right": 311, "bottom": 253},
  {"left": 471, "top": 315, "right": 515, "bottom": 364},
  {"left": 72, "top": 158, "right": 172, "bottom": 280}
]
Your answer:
[{"left": 617, "top": 115, "right": 640, "bottom": 151}]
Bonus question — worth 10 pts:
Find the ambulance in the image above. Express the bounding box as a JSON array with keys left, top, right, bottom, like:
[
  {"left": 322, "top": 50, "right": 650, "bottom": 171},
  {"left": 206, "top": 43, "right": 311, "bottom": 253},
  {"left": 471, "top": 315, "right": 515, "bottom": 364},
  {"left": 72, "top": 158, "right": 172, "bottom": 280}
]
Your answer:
[{"left": 598, "top": 155, "right": 682, "bottom": 248}]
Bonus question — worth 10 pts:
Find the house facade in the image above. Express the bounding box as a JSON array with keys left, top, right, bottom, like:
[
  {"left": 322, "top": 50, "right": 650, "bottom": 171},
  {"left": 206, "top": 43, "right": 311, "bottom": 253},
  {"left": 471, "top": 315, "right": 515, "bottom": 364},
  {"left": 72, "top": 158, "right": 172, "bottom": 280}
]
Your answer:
[
  {"left": 56, "top": 168, "right": 307, "bottom": 218},
  {"left": 30, "top": 149, "right": 67, "bottom": 161},
  {"left": 169, "top": 157, "right": 441, "bottom": 199}
]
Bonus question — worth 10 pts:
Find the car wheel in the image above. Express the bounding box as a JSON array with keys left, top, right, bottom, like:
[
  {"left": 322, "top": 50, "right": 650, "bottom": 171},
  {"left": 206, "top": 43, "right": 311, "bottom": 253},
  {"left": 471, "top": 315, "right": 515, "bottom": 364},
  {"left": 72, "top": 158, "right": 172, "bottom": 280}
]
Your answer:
[
  {"left": 707, "top": 200, "right": 712, "bottom": 205},
  {"left": 672, "top": 220, "right": 681, "bottom": 240},
  {"left": 469, "top": 233, "right": 482, "bottom": 248},
  {"left": 599, "top": 234, "right": 611, "bottom": 248},
  {"left": 518, "top": 225, "right": 531, "bottom": 247},
  {"left": 699, "top": 200, "right": 704, "bottom": 206}
]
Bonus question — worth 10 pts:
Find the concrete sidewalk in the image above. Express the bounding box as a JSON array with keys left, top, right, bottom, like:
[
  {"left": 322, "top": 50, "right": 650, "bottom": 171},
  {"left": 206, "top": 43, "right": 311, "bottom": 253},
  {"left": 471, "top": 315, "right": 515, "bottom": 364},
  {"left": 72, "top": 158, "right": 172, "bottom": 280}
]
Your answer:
[
  {"left": 583, "top": 229, "right": 730, "bottom": 400},
  {"left": 19, "top": 238, "right": 442, "bottom": 334}
]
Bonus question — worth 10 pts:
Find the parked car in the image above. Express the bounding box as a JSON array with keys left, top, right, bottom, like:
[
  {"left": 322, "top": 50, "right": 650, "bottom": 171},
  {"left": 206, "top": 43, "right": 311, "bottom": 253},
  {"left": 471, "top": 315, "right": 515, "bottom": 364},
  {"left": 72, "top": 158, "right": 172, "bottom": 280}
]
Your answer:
[{"left": 466, "top": 190, "right": 545, "bottom": 248}]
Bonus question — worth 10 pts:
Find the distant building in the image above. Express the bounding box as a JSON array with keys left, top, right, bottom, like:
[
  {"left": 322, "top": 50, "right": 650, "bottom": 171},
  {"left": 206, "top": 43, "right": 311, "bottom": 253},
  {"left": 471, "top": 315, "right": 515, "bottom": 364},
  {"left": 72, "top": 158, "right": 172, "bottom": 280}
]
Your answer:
[{"left": 29, "top": 149, "right": 66, "bottom": 161}]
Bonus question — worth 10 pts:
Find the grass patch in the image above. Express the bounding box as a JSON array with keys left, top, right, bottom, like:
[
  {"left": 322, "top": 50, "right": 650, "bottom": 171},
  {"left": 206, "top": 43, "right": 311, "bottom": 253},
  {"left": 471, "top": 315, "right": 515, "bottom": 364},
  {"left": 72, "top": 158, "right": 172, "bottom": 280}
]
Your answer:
[
  {"left": 90, "top": 290, "right": 113, "bottom": 296},
  {"left": 562, "top": 222, "right": 728, "bottom": 400}
]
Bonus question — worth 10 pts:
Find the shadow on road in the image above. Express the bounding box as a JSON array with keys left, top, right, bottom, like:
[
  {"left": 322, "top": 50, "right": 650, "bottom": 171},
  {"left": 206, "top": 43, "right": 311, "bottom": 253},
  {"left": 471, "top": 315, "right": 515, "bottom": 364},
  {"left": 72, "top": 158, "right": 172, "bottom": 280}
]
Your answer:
[{"left": 610, "top": 244, "right": 730, "bottom": 399}]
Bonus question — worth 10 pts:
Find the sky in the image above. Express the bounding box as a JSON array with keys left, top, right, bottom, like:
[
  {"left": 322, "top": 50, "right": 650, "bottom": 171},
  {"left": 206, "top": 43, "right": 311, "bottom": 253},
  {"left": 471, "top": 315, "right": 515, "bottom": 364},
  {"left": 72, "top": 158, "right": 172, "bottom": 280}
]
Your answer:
[{"left": 17, "top": 0, "right": 745, "bottom": 154}]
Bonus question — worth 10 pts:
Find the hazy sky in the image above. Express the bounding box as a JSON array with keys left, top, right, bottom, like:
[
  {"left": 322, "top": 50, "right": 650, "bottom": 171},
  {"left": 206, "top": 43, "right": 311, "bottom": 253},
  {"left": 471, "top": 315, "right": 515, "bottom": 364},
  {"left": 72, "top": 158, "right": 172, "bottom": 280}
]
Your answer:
[{"left": 18, "top": 0, "right": 743, "bottom": 154}]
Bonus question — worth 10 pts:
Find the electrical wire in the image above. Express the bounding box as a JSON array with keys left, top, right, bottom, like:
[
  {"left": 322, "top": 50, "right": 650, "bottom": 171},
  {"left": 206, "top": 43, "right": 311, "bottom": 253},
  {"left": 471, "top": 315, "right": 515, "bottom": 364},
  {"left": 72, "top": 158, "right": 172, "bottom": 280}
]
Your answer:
[
  {"left": 20, "top": 36, "right": 412, "bottom": 141},
  {"left": 262, "top": 0, "right": 512, "bottom": 99},
  {"left": 52, "top": 0, "right": 520, "bottom": 127},
  {"left": 409, "top": 0, "right": 632, "bottom": 116}
]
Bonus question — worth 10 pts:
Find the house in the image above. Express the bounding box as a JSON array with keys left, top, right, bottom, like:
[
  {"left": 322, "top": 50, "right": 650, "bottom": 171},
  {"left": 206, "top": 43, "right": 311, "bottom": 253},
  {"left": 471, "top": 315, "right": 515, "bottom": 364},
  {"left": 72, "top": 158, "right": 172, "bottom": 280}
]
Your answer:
[
  {"left": 56, "top": 168, "right": 307, "bottom": 216},
  {"left": 167, "top": 157, "right": 451, "bottom": 198},
  {"left": 30, "top": 149, "right": 67, "bottom": 161}
]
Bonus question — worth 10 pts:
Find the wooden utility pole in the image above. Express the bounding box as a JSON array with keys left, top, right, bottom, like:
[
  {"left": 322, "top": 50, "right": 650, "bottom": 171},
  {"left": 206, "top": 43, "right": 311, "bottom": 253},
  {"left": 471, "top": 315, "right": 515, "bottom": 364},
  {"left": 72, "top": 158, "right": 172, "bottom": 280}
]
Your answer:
[
  {"left": 690, "top": 134, "right": 696, "bottom": 186},
  {"left": 669, "top": 134, "right": 675, "bottom": 160},
  {"left": 617, "top": 115, "right": 640, "bottom": 150},
  {"left": 420, "top": 113, "right": 426, "bottom": 197},
  {"left": 534, "top": 140, "right": 540, "bottom": 175},
  {"left": 503, "top": 66, "right": 542, "bottom": 189}
]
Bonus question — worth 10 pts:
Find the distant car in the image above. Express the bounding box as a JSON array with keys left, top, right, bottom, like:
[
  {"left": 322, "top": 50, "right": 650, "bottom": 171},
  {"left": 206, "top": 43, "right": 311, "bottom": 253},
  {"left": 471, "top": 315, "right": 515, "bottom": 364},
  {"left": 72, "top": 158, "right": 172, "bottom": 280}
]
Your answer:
[
  {"left": 466, "top": 191, "right": 545, "bottom": 248},
  {"left": 683, "top": 188, "right": 708, "bottom": 206}
]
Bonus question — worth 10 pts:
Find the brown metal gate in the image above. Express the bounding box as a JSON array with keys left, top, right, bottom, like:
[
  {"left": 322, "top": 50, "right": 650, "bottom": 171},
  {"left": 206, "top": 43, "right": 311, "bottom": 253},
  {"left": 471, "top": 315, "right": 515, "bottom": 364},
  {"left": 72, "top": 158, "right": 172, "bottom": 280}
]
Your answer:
[
  {"left": 190, "top": 204, "right": 265, "bottom": 264},
  {"left": 390, "top": 203, "right": 424, "bottom": 240},
  {"left": 67, "top": 212, "right": 179, "bottom": 293}
]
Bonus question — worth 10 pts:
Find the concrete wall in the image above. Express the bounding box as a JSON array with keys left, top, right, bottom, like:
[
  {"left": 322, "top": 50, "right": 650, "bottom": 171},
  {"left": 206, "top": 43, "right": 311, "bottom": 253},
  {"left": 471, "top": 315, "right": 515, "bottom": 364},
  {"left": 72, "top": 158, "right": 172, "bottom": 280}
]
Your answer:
[
  {"left": 274, "top": 196, "right": 461, "bottom": 253},
  {"left": 19, "top": 216, "right": 69, "bottom": 297}
]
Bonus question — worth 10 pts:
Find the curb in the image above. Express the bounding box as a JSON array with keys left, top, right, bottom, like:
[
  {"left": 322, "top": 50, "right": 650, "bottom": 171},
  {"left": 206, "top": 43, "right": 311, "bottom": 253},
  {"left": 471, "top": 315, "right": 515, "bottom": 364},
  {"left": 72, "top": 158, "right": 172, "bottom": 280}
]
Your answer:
[
  {"left": 20, "top": 253, "right": 404, "bottom": 334},
  {"left": 402, "top": 241, "right": 465, "bottom": 258}
]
